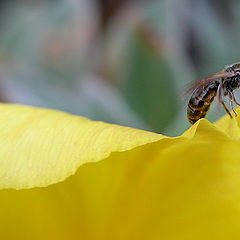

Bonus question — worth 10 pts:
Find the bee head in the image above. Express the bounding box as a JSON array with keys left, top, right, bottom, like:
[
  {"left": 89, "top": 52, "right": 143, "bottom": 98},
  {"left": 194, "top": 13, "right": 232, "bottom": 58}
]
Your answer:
[{"left": 225, "top": 62, "right": 240, "bottom": 74}]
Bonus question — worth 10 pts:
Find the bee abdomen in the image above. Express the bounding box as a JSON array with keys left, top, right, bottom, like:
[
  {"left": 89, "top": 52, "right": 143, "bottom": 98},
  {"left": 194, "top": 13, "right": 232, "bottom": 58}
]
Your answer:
[
  {"left": 187, "top": 84, "right": 219, "bottom": 124},
  {"left": 187, "top": 101, "right": 211, "bottom": 124}
]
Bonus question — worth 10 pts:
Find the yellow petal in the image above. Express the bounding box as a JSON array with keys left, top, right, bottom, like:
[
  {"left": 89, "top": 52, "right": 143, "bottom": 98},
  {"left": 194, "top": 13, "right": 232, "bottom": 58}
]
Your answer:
[
  {"left": 0, "top": 104, "right": 240, "bottom": 239},
  {"left": 215, "top": 108, "right": 240, "bottom": 140},
  {"left": 0, "top": 104, "right": 164, "bottom": 189}
]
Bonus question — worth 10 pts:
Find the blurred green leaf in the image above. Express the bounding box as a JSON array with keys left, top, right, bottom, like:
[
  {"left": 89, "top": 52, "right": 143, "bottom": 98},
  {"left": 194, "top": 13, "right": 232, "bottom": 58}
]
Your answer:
[{"left": 118, "top": 29, "right": 179, "bottom": 132}]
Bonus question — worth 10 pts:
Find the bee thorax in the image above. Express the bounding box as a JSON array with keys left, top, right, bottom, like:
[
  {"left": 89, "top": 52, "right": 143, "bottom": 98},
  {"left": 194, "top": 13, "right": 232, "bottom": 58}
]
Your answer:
[{"left": 224, "top": 75, "right": 240, "bottom": 91}]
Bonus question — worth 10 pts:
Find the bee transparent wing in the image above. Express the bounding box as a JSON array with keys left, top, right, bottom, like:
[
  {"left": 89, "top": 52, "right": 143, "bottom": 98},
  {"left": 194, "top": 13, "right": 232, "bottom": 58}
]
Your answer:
[{"left": 182, "top": 71, "right": 234, "bottom": 99}]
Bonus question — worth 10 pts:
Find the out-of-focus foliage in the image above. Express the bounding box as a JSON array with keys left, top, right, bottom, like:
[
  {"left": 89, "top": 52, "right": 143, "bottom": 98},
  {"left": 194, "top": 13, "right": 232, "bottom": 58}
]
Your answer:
[{"left": 0, "top": 0, "right": 239, "bottom": 136}]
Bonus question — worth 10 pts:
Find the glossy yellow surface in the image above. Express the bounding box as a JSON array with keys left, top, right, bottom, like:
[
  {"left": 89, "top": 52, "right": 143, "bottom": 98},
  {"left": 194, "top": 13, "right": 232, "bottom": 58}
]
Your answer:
[{"left": 0, "top": 104, "right": 239, "bottom": 239}]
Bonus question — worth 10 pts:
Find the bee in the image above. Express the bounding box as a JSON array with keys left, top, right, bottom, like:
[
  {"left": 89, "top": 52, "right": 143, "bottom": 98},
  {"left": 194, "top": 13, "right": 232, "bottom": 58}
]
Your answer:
[{"left": 186, "top": 63, "right": 240, "bottom": 124}]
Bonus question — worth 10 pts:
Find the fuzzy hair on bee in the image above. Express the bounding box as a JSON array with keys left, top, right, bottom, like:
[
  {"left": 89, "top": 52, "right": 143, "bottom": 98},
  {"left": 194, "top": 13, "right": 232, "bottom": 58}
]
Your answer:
[{"left": 186, "top": 63, "right": 240, "bottom": 124}]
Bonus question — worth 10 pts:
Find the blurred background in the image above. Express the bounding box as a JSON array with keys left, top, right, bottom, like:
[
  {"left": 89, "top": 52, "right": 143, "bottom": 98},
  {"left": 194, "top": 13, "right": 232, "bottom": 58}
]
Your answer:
[{"left": 0, "top": 0, "right": 239, "bottom": 136}]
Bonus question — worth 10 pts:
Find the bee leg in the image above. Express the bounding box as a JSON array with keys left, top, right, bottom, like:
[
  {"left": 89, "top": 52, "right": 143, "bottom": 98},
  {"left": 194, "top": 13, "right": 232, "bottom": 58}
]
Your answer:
[
  {"left": 221, "top": 101, "right": 233, "bottom": 118},
  {"left": 218, "top": 86, "right": 233, "bottom": 118},
  {"left": 230, "top": 99, "right": 238, "bottom": 117},
  {"left": 228, "top": 91, "right": 238, "bottom": 117},
  {"left": 232, "top": 92, "right": 240, "bottom": 106}
]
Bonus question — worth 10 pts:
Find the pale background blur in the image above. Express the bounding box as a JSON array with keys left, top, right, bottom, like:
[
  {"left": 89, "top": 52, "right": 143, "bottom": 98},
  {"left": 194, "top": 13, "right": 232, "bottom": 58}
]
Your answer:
[{"left": 0, "top": 0, "right": 239, "bottom": 136}]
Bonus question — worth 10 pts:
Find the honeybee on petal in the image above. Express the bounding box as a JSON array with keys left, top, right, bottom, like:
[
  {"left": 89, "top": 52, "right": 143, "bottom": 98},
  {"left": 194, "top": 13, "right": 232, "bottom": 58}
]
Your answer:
[{"left": 186, "top": 63, "right": 240, "bottom": 124}]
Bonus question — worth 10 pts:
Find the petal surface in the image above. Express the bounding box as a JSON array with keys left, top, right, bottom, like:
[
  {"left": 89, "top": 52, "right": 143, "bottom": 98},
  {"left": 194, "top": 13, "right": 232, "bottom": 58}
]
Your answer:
[
  {"left": 0, "top": 104, "right": 240, "bottom": 239},
  {"left": 0, "top": 104, "right": 164, "bottom": 189}
]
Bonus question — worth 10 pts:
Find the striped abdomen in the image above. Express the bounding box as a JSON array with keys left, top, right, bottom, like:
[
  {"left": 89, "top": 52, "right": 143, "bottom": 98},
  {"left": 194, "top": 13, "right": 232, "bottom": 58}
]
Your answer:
[{"left": 187, "top": 82, "right": 220, "bottom": 124}]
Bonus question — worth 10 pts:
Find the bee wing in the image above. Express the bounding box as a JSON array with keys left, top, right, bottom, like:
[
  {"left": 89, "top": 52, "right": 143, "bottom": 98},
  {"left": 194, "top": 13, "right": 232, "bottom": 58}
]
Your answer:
[{"left": 182, "top": 71, "right": 234, "bottom": 99}]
